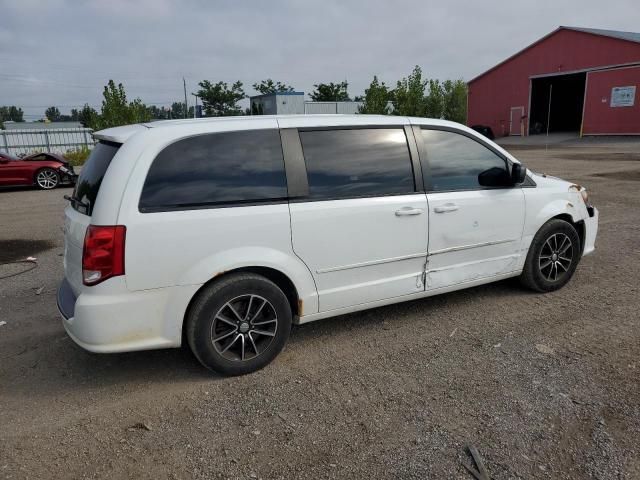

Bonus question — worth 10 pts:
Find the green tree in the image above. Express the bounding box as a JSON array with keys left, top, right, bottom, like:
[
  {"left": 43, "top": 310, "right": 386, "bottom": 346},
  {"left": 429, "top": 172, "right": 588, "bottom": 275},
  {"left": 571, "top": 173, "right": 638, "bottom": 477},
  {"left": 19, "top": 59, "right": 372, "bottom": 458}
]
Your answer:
[
  {"left": 169, "top": 101, "right": 194, "bottom": 119},
  {"left": 12, "top": 106, "right": 24, "bottom": 122},
  {"left": 45, "top": 106, "right": 61, "bottom": 122},
  {"left": 392, "top": 66, "right": 426, "bottom": 116},
  {"left": 148, "top": 105, "right": 166, "bottom": 119},
  {"left": 358, "top": 76, "right": 391, "bottom": 114},
  {"left": 252, "top": 79, "right": 294, "bottom": 94},
  {"left": 170, "top": 102, "right": 185, "bottom": 118},
  {"left": 196, "top": 80, "right": 245, "bottom": 116},
  {"left": 70, "top": 108, "right": 79, "bottom": 121},
  {"left": 0, "top": 106, "right": 24, "bottom": 122},
  {"left": 310, "top": 81, "right": 350, "bottom": 101},
  {"left": 78, "top": 104, "right": 99, "bottom": 128},
  {"left": 442, "top": 79, "right": 467, "bottom": 123},
  {"left": 424, "top": 79, "right": 444, "bottom": 118},
  {"left": 88, "top": 80, "right": 152, "bottom": 130}
]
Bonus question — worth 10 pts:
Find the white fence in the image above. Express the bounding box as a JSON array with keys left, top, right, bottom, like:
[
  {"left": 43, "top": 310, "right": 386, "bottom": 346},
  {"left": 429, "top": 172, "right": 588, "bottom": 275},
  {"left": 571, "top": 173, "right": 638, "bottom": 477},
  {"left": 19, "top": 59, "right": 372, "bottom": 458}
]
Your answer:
[{"left": 0, "top": 128, "right": 95, "bottom": 156}]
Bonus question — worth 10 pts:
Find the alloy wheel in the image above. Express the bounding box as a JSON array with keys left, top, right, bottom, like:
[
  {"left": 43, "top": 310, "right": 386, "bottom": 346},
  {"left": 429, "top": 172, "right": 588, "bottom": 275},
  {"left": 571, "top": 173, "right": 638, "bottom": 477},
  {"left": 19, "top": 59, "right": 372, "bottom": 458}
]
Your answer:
[
  {"left": 210, "top": 294, "right": 278, "bottom": 362},
  {"left": 36, "top": 169, "right": 58, "bottom": 189},
  {"left": 539, "top": 233, "right": 573, "bottom": 282}
]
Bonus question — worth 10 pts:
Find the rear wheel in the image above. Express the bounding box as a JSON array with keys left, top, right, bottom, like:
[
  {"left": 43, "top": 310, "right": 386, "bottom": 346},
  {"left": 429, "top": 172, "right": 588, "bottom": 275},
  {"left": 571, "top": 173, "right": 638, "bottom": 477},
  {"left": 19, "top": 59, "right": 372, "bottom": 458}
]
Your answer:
[
  {"left": 186, "top": 273, "right": 292, "bottom": 376},
  {"left": 520, "top": 219, "right": 581, "bottom": 292},
  {"left": 35, "top": 168, "right": 60, "bottom": 190}
]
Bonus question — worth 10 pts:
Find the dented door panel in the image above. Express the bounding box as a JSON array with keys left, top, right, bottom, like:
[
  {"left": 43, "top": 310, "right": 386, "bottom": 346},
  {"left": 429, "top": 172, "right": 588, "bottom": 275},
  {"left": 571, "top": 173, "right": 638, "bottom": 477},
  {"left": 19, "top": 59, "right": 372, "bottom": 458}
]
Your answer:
[{"left": 426, "top": 188, "right": 525, "bottom": 289}]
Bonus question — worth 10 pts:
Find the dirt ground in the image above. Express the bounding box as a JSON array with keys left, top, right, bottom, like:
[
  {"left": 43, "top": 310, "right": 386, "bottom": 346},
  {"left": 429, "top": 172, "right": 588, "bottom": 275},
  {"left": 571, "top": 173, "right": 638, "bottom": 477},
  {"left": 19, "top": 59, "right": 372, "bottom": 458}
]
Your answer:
[{"left": 1, "top": 139, "right": 639, "bottom": 479}]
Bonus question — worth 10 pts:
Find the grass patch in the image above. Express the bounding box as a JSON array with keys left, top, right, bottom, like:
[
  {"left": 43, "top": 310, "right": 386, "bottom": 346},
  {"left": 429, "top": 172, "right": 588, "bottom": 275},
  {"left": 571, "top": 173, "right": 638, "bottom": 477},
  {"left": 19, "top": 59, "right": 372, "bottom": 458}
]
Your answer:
[{"left": 64, "top": 146, "right": 91, "bottom": 166}]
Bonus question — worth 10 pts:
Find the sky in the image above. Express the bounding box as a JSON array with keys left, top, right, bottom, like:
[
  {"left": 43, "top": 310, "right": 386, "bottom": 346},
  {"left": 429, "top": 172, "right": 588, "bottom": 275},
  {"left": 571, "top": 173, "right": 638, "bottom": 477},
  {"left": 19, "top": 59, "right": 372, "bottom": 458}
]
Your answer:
[{"left": 1, "top": 0, "right": 638, "bottom": 120}]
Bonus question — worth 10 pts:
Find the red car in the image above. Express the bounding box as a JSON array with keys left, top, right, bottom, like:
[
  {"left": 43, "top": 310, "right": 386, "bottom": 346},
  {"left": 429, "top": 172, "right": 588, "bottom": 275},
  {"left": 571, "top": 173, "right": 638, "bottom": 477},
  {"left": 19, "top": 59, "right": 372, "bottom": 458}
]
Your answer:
[{"left": 0, "top": 151, "right": 77, "bottom": 189}]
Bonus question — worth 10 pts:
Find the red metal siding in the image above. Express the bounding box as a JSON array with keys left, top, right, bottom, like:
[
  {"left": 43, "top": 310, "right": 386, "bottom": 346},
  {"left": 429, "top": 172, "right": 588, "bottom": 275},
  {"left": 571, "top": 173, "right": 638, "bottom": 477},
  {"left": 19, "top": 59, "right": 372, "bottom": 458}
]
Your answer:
[
  {"left": 583, "top": 66, "right": 640, "bottom": 135},
  {"left": 468, "top": 29, "right": 640, "bottom": 136}
]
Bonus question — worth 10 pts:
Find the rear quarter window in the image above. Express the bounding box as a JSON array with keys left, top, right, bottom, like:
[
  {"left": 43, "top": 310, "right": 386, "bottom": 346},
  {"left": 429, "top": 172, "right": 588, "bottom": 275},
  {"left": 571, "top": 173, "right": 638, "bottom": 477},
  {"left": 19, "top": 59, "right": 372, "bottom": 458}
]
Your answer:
[
  {"left": 73, "top": 141, "right": 121, "bottom": 215},
  {"left": 139, "top": 129, "right": 287, "bottom": 212}
]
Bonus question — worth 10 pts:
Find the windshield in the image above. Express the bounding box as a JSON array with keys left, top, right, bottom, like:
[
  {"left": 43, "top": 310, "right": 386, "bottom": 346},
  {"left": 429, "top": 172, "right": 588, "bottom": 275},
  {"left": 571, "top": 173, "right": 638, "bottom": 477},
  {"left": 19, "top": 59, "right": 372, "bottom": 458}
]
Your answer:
[{"left": 72, "top": 141, "right": 121, "bottom": 215}]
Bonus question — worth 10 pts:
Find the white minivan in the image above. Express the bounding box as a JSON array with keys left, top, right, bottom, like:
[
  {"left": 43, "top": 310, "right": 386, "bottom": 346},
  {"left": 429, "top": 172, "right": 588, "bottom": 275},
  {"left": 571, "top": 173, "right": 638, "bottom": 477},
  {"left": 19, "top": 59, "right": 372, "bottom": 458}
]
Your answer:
[{"left": 58, "top": 115, "right": 598, "bottom": 375}]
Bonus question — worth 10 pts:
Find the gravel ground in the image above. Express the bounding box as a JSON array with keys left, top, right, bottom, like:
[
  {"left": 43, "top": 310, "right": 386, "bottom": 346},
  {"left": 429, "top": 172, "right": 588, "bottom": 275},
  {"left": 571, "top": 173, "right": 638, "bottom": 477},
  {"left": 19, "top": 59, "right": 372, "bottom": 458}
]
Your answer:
[{"left": 1, "top": 140, "right": 639, "bottom": 479}]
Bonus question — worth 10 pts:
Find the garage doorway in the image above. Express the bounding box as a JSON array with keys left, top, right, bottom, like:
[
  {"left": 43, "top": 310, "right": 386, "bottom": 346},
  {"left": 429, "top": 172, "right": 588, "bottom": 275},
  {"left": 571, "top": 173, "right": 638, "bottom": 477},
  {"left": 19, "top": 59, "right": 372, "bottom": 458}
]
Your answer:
[{"left": 529, "top": 72, "right": 586, "bottom": 135}]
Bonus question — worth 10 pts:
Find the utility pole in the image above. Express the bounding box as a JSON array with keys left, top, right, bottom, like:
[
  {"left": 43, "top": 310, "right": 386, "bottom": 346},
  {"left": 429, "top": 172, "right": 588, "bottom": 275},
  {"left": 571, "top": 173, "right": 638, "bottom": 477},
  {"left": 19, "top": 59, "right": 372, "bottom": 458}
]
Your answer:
[
  {"left": 191, "top": 93, "right": 199, "bottom": 119},
  {"left": 183, "top": 77, "right": 188, "bottom": 119},
  {"left": 545, "top": 83, "right": 553, "bottom": 150}
]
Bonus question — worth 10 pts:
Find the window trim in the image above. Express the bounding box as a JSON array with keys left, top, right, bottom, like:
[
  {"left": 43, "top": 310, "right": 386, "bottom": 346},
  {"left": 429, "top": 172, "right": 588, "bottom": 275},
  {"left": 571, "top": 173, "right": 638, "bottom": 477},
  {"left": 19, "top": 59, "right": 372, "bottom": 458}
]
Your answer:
[
  {"left": 139, "top": 197, "right": 290, "bottom": 213},
  {"left": 292, "top": 125, "right": 420, "bottom": 202},
  {"left": 138, "top": 129, "right": 289, "bottom": 214},
  {"left": 280, "top": 128, "right": 309, "bottom": 198},
  {"left": 417, "top": 126, "right": 521, "bottom": 194}
]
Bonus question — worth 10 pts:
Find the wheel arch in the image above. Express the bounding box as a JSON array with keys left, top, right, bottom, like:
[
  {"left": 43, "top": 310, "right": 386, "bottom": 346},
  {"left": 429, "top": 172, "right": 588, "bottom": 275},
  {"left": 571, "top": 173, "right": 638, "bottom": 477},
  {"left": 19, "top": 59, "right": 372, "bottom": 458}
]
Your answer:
[
  {"left": 550, "top": 213, "right": 586, "bottom": 254},
  {"left": 526, "top": 195, "right": 587, "bottom": 252},
  {"left": 181, "top": 266, "right": 304, "bottom": 345}
]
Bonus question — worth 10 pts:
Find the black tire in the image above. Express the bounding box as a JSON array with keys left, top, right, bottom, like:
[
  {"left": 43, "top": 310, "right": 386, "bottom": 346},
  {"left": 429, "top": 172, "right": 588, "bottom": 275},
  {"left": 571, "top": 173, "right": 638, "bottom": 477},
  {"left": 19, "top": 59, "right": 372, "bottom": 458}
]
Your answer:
[
  {"left": 35, "top": 168, "right": 60, "bottom": 190},
  {"left": 520, "top": 219, "right": 581, "bottom": 292},
  {"left": 186, "top": 273, "right": 292, "bottom": 376}
]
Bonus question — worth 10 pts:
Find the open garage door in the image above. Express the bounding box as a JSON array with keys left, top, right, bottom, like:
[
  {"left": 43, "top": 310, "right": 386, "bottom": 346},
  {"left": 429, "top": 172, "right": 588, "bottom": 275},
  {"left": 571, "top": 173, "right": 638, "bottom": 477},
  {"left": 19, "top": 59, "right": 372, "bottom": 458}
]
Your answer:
[{"left": 529, "top": 72, "right": 586, "bottom": 135}]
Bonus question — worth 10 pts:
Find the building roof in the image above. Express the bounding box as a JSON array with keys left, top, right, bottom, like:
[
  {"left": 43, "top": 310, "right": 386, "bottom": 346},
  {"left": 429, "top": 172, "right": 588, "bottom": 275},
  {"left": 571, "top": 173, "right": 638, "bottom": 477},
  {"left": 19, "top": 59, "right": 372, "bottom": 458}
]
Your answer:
[
  {"left": 468, "top": 26, "right": 640, "bottom": 84},
  {"left": 249, "top": 91, "right": 304, "bottom": 100},
  {"left": 565, "top": 26, "right": 640, "bottom": 45}
]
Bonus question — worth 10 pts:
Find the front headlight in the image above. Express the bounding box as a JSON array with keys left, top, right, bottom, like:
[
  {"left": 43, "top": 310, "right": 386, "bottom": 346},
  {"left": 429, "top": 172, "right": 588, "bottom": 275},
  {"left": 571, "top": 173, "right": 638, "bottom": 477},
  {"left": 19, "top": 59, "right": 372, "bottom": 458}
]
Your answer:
[
  {"left": 580, "top": 189, "right": 589, "bottom": 204},
  {"left": 59, "top": 166, "right": 71, "bottom": 174},
  {"left": 569, "top": 184, "right": 589, "bottom": 204}
]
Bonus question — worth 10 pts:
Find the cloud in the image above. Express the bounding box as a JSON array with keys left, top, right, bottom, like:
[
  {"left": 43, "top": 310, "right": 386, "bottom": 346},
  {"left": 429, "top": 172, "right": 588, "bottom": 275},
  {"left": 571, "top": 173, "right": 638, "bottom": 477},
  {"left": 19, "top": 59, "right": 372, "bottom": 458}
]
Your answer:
[{"left": 0, "top": 0, "right": 638, "bottom": 119}]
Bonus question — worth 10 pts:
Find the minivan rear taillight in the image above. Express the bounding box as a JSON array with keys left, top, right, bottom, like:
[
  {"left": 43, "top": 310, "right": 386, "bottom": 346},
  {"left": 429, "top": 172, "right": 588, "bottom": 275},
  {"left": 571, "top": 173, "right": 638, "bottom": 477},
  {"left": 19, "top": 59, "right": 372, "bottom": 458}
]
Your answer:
[{"left": 82, "top": 225, "right": 126, "bottom": 285}]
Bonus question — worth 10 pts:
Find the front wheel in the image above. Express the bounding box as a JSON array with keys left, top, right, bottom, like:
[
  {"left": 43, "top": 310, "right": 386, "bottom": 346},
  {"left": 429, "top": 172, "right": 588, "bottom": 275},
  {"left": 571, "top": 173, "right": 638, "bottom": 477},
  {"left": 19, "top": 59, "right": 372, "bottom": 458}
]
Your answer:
[
  {"left": 35, "top": 168, "right": 60, "bottom": 190},
  {"left": 520, "top": 219, "right": 581, "bottom": 292},
  {"left": 186, "top": 273, "right": 292, "bottom": 376}
]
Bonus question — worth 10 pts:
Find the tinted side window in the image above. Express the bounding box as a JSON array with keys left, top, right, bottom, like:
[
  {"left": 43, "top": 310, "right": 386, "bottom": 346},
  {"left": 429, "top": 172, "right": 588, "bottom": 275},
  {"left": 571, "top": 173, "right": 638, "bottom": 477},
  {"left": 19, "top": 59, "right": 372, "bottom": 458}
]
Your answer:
[
  {"left": 421, "top": 129, "right": 509, "bottom": 192},
  {"left": 139, "top": 129, "right": 287, "bottom": 212},
  {"left": 299, "top": 128, "right": 415, "bottom": 199},
  {"left": 73, "top": 141, "right": 121, "bottom": 215}
]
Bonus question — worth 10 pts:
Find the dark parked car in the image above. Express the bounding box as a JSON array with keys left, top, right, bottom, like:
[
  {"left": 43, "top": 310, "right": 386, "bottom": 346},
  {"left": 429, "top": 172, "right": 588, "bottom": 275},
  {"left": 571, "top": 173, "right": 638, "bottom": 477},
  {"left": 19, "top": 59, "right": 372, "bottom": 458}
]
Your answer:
[
  {"left": 0, "top": 151, "right": 77, "bottom": 189},
  {"left": 470, "top": 125, "right": 496, "bottom": 140}
]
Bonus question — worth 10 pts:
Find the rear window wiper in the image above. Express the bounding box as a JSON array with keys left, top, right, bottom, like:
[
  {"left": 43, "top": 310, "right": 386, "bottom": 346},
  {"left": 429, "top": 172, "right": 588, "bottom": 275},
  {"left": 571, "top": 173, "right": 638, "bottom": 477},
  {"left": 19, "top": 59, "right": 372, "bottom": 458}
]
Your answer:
[{"left": 64, "top": 194, "right": 90, "bottom": 209}]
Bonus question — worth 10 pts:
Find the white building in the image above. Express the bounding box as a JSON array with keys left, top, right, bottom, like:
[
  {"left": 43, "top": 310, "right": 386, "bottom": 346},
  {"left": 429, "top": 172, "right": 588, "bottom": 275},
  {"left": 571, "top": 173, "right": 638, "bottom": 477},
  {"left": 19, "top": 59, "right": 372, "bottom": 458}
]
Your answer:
[{"left": 249, "top": 92, "right": 363, "bottom": 115}]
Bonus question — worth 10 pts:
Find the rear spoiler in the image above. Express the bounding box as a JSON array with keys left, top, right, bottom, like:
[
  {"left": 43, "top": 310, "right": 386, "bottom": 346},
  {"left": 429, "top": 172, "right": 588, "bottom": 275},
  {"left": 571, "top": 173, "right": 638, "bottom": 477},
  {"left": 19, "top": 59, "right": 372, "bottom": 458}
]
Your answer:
[{"left": 92, "top": 124, "right": 149, "bottom": 144}]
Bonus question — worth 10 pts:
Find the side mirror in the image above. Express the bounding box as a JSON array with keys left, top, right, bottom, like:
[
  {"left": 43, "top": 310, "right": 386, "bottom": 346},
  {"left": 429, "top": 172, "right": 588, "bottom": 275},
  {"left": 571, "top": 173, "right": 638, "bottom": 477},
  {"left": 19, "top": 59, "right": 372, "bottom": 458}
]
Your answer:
[
  {"left": 0, "top": 158, "right": 9, "bottom": 164},
  {"left": 478, "top": 167, "right": 512, "bottom": 187},
  {"left": 511, "top": 163, "right": 527, "bottom": 184}
]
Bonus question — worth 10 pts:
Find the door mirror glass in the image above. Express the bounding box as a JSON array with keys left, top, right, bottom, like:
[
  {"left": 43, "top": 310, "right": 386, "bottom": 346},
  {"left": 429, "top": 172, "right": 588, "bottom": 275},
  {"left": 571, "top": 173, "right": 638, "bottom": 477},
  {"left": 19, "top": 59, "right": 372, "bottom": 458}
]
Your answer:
[
  {"left": 478, "top": 166, "right": 512, "bottom": 187},
  {"left": 511, "top": 163, "right": 527, "bottom": 184}
]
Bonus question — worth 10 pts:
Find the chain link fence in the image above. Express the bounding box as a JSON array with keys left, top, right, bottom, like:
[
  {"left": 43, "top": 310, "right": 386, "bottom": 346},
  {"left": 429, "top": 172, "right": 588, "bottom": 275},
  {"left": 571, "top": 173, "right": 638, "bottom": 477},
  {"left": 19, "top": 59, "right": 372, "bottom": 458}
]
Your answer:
[{"left": 0, "top": 128, "right": 95, "bottom": 156}]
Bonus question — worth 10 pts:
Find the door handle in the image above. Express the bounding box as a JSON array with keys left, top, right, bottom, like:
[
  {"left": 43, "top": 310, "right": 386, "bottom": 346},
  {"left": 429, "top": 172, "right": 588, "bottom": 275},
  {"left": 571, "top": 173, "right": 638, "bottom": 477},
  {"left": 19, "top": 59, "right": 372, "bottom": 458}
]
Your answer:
[
  {"left": 395, "top": 207, "right": 423, "bottom": 217},
  {"left": 434, "top": 203, "right": 459, "bottom": 213}
]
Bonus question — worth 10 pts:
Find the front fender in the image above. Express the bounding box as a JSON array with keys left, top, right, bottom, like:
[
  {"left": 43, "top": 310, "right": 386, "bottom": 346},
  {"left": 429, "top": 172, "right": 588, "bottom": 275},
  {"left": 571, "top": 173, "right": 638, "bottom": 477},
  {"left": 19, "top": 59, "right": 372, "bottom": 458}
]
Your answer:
[{"left": 527, "top": 197, "right": 582, "bottom": 236}]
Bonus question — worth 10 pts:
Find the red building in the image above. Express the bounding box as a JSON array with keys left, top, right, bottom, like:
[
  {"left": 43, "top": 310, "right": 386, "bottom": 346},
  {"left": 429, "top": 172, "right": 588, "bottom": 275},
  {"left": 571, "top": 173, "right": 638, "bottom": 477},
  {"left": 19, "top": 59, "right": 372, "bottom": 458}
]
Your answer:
[{"left": 467, "top": 27, "right": 640, "bottom": 137}]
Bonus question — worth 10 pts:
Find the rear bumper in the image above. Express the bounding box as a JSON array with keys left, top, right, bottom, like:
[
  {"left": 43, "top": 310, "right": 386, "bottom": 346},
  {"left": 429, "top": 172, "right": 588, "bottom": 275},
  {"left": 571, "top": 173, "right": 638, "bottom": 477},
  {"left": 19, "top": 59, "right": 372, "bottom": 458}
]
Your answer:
[
  {"left": 56, "top": 277, "right": 196, "bottom": 353},
  {"left": 582, "top": 206, "right": 598, "bottom": 256}
]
